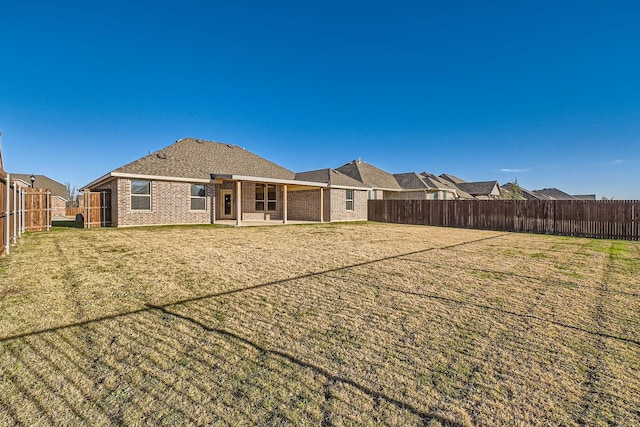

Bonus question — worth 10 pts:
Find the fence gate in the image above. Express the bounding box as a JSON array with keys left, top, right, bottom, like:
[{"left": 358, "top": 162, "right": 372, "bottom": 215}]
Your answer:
[
  {"left": 24, "top": 188, "right": 52, "bottom": 232},
  {"left": 83, "top": 189, "right": 112, "bottom": 228}
]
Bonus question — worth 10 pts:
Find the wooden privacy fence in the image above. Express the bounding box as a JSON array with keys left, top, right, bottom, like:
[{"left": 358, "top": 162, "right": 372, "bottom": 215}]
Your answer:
[
  {"left": 24, "top": 188, "right": 52, "bottom": 232},
  {"left": 82, "top": 188, "right": 112, "bottom": 228},
  {"left": 368, "top": 200, "right": 640, "bottom": 241},
  {"left": 1, "top": 174, "right": 52, "bottom": 256}
]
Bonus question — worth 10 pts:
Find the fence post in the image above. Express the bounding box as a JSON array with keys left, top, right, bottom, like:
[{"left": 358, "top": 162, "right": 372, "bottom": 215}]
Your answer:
[
  {"left": 5, "top": 173, "right": 10, "bottom": 255},
  {"left": 86, "top": 188, "right": 91, "bottom": 229},
  {"left": 20, "top": 189, "right": 25, "bottom": 235},
  {"left": 46, "top": 191, "right": 51, "bottom": 231},
  {"left": 12, "top": 180, "right": 17, "bottom": 243}
]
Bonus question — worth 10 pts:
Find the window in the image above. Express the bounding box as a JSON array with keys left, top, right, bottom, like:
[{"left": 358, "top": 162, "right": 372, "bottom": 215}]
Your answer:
[
  {"left": 190, "top": 184, "right": 206, "bottom": 210},
  {"left": 255, "top": 183, "right": 276, "bottom": 211},
  {"left": 131, "top": 180, "right": 151, "bottom": 210},
  {"left": 346, "top": 189, "right": 354, "bottom": 211}
]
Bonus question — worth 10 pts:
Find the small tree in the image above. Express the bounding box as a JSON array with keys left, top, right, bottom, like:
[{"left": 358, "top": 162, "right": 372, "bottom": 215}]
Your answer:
[
  {"left": 502, "top": 178, "right": 524, "bottom": 200},
  {"left": 65, "top": 182, "right": 78, "bottom": 207}
]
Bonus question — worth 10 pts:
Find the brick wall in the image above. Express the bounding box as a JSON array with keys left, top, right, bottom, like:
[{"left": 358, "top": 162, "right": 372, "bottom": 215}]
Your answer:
[
  {"left": 114, "top": 178, "right": 214, "bottom": 227},
  {"left": 51, "top": 197, "right": 66, "bottom": 217},
  {"left": 240, "top": 182, "right": 284, "bottom": 221},
  {"left": 288, "top": 189, "right": 322, "bottom": 221},
  {"left": 327, "top": 189, "right": 367, "bottom": 222}
]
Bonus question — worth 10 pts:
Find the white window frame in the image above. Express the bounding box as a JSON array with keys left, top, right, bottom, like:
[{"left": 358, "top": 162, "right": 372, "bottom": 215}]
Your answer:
[
  {"left": 346, "top": 189, "right": 354, "bottom": 211},
  {"left": 190, "top": 184, "right": 206, "bottom": 211},
  {"left": 131, "top": 180, "right": 151, "bottom": 211}
]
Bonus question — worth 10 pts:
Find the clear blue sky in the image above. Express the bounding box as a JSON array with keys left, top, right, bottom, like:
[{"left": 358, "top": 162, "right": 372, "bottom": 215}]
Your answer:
[{"left": 1, "top": 1, "right": 639, "bottom": 199}]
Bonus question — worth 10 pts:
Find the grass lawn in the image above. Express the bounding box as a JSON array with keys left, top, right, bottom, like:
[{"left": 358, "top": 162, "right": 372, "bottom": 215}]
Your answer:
[{"left": 0, "top": 222, "right": 639, "bottom": 426}]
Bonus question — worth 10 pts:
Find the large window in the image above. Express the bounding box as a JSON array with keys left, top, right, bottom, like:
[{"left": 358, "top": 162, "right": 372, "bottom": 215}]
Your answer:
[
  {"left": 131, "top": 180, "right": 151, "bottom": 210},
  {"left": 346, "top": 189, "right": 354, "bottom": 211},
  {"left": 190, "top": 184, "right": 206, "bottom": 210},
  {"left": 255, "top": 183, "right": 276, "bottom": 211}
]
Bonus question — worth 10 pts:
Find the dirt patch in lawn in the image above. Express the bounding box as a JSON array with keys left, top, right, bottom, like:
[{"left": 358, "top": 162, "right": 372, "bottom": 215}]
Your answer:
[{"left": 1, "top": 222, "right": 639, "bottom": 425}]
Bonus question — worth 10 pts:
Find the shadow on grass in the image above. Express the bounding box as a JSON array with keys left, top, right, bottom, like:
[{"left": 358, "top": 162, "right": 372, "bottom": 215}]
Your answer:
[{"left": 52, "top": 219, "right": 84, "bottom": 228}]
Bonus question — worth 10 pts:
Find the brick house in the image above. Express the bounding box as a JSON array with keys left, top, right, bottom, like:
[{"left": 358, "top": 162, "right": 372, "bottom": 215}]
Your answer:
[
  {"left": 12, "top": 174, "right": 69, "bottom": 217},
  {"left": 84, "top": 138, "right": 369, "bottom": 227}
]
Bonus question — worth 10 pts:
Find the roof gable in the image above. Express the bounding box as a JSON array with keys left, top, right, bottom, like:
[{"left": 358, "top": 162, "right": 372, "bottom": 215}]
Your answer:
[
  {"left": 113, "top": 138, "right": 295, "bottom": 181},
  {"left": 456, "top": 181, "right": 500, "bottom": 196},
  {"left": 393, "top": 172, "right": 430, "bottom": 190},
  {"left": 532, "top": 188, "right": 577, "bottom": 200},
  {"left": 295, "top": 168, "right": 368, "bottom": 188},
  {"left": 337, "top": 160, "right": 401, "bottom": 191}
]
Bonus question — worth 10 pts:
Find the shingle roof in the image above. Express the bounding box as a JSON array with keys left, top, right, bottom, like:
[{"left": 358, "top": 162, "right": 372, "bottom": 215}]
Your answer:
[
  {"left": 11, "top": 174, "right": 68, "bottom": 199},
  {"left": 295, "top": 168, "right": 369, "bottom": 189},
  {"left": 456, "top": 181, "right": 500, "bottom": 196},
  {"left": 421, "top": 172, "right": 475, "bottom": 199},
  {"left": 336, "top": 160, "right": 402, "bottom": 191},
  {"left": 112, "top": 138, "right": 295, "bottom": 181},
  {"left": 393, "top": 173, "right": 430, "bottom": 190},
  {"left": 532, "top": 188, "right": 577, "bottom": 200},
  {"left": 572, "top": 194, "right": 596, "bottom": 200},
  {"left": 439, "top": 174, "right": 467, "bottom": 185},
  {"left": 501, "top": 182, "right": 541, "bottom": 200}
]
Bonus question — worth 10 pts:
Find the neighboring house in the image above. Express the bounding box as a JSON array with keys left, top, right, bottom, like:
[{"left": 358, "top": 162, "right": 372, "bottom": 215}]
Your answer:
[
  {"left": 392, "top": 172, "right": 457, "bottom": 200},
  {"left": 12, "top": 174, "right": 69, "bottom": 217},
  {"left": 84, "top": 138, "right": 367, "bottom": 227},
  {"left": 531, "top": 188, "right": 578, "bottom": 200},
  {"left": 336, "top": 160, "right": 402, "bottom": 200},
  {"left": 500, "top": 182, "right": 541, "bottom": 200},
  {"left": 573, "top": 194, "right": 596, "bottom": 200},
  {"left": 421, "top": 172, "right": 474, "bottom": 199},
  {"left": 455, "top": 181, "right": 502, "bottom": 200},
  {"left": 295, "top": 168, "right": 370, "bottom": 222},
  {"left": 439, "top": 174, "right": 467, "bottom": 185}
]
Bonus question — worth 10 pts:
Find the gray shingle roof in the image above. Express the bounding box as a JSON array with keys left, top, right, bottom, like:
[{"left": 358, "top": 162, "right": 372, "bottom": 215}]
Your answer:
[
  {"left": 439, "top": 174, "right": 467, "bottom": 184},
  {"left": 393, "top": 173, "right": 430, "bottom": 190},
  {"left": 113, "top": 138, "right": 295, "bottom": 181},
  {"left": 456, "top": 181, "right": 500, "bottom": 196},
  {"left": 337, "top": 160, "right": 402, "bottom": 191},
  {"left": 501, "top": 182, "right": 541, "bottom": 200},
  {"left": 531, "top": 188, "right": 577, "bottom": 200},
  {"left": 420, "top": 172, "right": 475, "bottom": 199},
  {"left": 295, "top": 168, "right": 369, "bottom": 188},
  {"left": 11, "top": 174, "right": 68, "bottom": 199}
]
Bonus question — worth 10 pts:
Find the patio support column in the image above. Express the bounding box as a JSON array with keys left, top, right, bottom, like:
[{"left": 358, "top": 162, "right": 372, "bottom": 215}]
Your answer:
[
  {"left": 283, "top": 184, "right": 288, "bottom": 224},
  {"left": 235, "top": 180, "right": 242, "bottom": 226},
  {"left": 319, "top": 187, "right": 324, "bottom": 223}
]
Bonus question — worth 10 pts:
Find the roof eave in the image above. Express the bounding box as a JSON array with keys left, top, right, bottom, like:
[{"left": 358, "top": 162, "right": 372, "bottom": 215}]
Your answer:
[{"left": 211, "top": 174, "right": 328, "bottom": 188}]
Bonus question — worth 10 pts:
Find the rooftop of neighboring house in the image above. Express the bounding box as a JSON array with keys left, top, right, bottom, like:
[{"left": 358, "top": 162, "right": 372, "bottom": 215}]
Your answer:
[
  {"left": 87, "top": 138, "right": 302, "bottom": 187},
  {"left": 531, "top": 188, "right": 577, "bottom": 200},
  {"left": 455, "top": 181, "right": 500, "bottom": 197},
  {"left": 439, "top": 174, "right": 467, "bottom": 185},
  {"left": 501, "top": 182, "right": 541, "bottom": 200},
  {"left": 11, "top": 173, "right": 69, "bottom": 200},
  {"left": 421, "top": 172, "right": 474, "bottom": 199},
  {"left": 393, "top": 172, "right": 433, "bottom": 190},
  {"left": 295, "top": 168, "right": 369, "bottom": 189},
  {"left": 573, "top": 194, "right": 597, "bottom": 200},
  {"left": 337, "top": 160, "right": 402, "bottom": 191}
]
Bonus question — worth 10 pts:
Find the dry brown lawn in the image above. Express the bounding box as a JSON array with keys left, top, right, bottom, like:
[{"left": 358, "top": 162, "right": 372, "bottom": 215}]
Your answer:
[{"left": 0, "top": 222, "right": 639, "bottom": 426}]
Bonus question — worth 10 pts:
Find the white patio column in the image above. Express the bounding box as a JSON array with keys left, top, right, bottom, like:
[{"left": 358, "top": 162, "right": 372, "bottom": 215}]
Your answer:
[
  {"left": 319, "top": 187, "right": 324, "bottom": 223},
  {"left": 283, "top": 184, "right": 288, "bottom": 224},
  {"left": 235, "top": 180, "right": 242, "bottom": 226}
]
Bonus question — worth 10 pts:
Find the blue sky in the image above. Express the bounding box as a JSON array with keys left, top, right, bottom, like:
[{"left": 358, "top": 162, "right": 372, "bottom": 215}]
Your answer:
[{"left": 1, "top": 1, "right": 639, "bottom": 199}]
